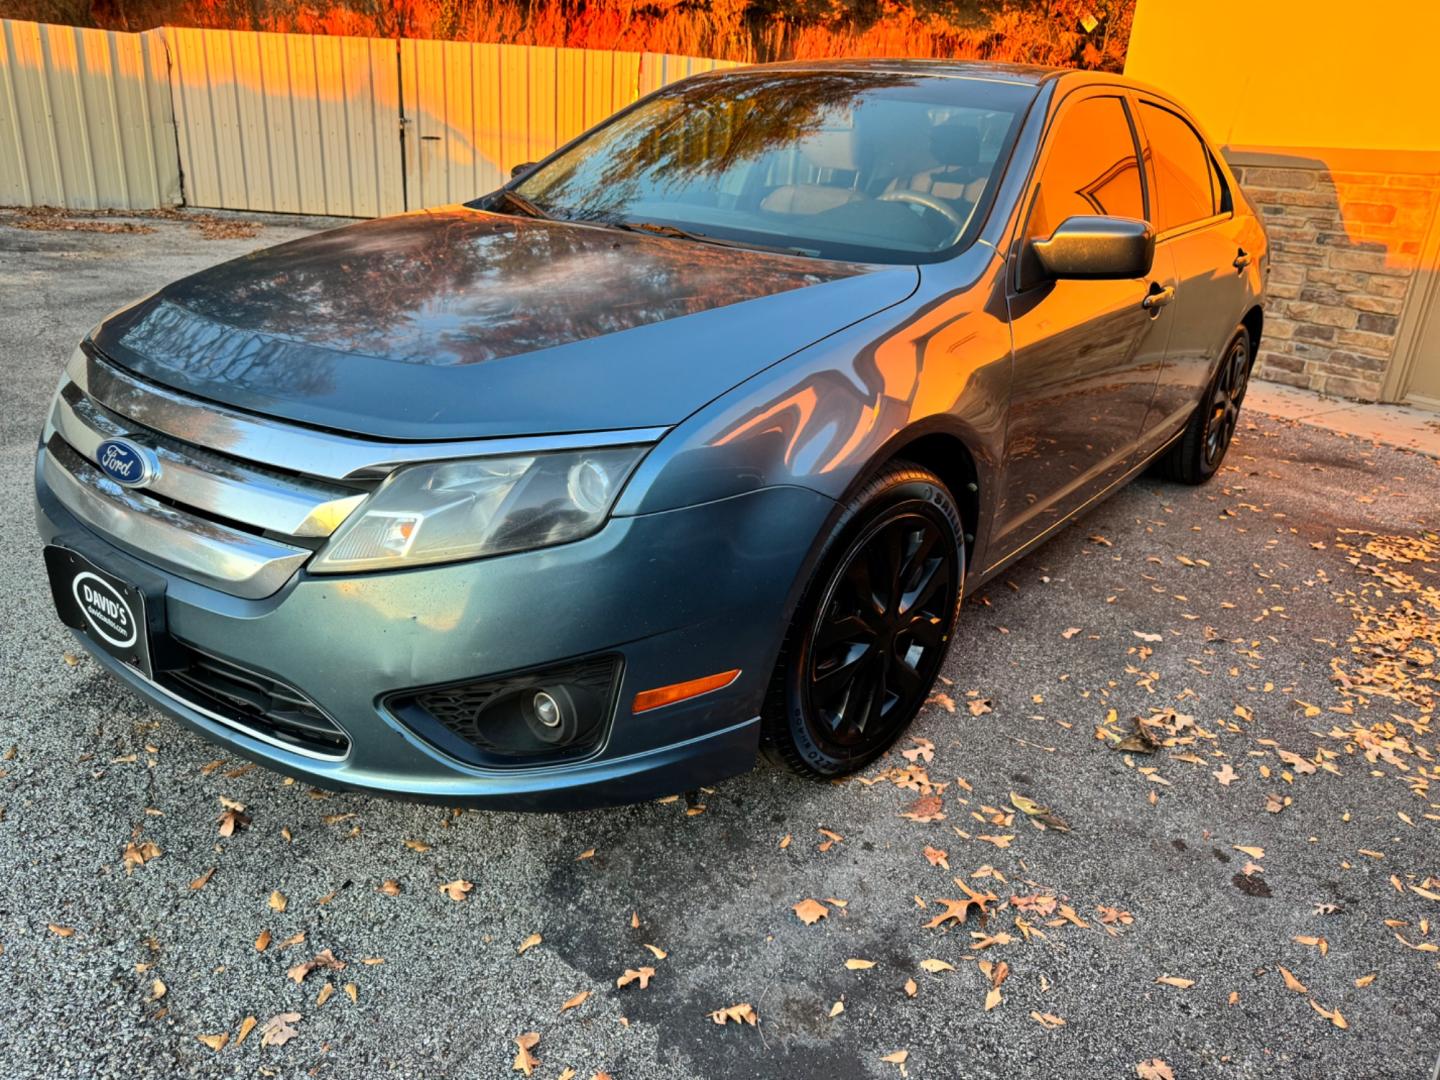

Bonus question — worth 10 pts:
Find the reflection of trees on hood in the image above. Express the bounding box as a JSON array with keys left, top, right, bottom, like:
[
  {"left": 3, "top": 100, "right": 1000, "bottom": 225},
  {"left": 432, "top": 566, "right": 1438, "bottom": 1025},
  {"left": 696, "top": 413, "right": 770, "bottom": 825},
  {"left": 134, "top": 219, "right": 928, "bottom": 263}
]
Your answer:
[
  {"left": 159, "top": 210, "right": 859, "bottom": 366},
  {"left": 521, "top": 71, "right": 913, "bottom": 222}
]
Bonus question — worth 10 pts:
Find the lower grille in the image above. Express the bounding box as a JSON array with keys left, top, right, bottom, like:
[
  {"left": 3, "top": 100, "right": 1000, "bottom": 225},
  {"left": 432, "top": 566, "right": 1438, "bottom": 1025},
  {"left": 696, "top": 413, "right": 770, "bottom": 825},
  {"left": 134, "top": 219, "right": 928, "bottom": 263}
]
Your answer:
[{"left": 159, "top": 645, "right": 349, "bottom": 758}]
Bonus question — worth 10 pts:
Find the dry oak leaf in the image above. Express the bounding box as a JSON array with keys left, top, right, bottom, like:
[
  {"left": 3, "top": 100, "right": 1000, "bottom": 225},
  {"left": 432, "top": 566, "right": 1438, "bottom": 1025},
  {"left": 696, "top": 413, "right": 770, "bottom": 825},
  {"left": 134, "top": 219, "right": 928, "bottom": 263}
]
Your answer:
[
  {"left": 197, "top": 1033, "right": 229, "bottom": 1052},
  {"left": 1031, "top": 1011, "right": 1066, "bottom": 1029},
  {"left": 1309, "top": 999, "right": 1349, "bottom": 1030},
  {"left": 1279, "top": 966, "right": 1308, "bottom": 994},
  {"left": 1136, "top": 1061, "right": 1175, "bottom": 1080},
  {"left": 287, "top": 948, "right": 344, "bottom": 984},
  {"left": 1232, "top": 845, "right": 1265, "bottom": 860},
  {"left": 1008, "top": 791, "right": 1071, "bottom": 832},
  {"left": 919, "top": 959, "right": 954, "bottom": 973},
  {"left": 984, "top": 987, "right": 1003, "bottom": 1010},
  {"left": 966, "top": 698, "right": 993, "bottom": 716},
  {"left": 122, "top": 840, "right": 162, "bottom": 870},
  {"left": 513, "top": 1032, "right": 541, "bottom": 1076},
  {"left": 1213, "top": 764, "right": 1239, "bottom": 786},
  {"left": 379, "top": 879, "right": 402, "bottom": 896},
  {"left": 517, "top": 933, "right": 542, "bottom": 955},
  {"left": 901, "top": 794, "right": 945, "bottom": 823},
  {"left": 924, "top": 877, "right": 997, "bottom": 930},
  {"left": 922, "top": 846, "right": 950, "bottom": 869},
  {"left": 710, "top": 1003, "right": 758, "bottom": 1026},
  {"left": 236, "top": 1016, "right": 258, "bottom": 1045},
  {"left": 259, "top": 1012, "right": 301, "bottom": 1048},
  {"left": 616, "top": 966, "right": 655, "bottom": 989},
  {"left": 560, "top": 991, "right": 590, "bottom": 1013},
  {"left": 881, "top": 1050, "right": 909, "bottom": 1066},
  {"left": 218, "top": 808, "right": 250, "bottom": 837},
  {"left": 792, "top": 898, "right": 830, "bottom": 925},
  {"left": 439, "top": 879, "right": 474, "bottom": 902}
]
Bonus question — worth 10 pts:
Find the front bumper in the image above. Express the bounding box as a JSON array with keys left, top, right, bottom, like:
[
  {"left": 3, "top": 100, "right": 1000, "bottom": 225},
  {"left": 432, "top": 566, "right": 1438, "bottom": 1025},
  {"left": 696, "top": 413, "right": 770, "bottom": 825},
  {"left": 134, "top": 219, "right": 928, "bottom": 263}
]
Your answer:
[{"left": 36, "top": 451, "right": 835, "bottom": 809}]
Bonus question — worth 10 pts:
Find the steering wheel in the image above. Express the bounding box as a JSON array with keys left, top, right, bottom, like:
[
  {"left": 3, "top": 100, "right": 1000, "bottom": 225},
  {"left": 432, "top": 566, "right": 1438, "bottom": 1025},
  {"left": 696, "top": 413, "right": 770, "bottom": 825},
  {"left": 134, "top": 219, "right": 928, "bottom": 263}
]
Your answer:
[{"left": 877, "top": 190, "right": 970, "bottom": 233}]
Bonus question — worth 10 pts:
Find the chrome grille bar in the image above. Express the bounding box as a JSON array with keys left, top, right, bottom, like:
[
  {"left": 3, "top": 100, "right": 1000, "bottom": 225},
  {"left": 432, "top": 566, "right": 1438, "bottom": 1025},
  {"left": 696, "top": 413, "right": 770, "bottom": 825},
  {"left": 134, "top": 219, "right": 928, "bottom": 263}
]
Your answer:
[
  {"left": 52, "top": 383, "right": 366, "bottom": 538},
  {"left": 42, "top": 441, "right": 310, "bottom": 600}
]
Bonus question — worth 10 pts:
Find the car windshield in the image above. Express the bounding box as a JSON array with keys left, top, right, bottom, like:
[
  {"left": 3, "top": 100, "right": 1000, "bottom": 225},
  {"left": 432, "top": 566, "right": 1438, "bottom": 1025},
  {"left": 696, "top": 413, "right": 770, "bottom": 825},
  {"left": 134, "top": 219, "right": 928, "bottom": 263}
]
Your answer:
[{"left": 505, "top": 70, "right": 1036, "bottom": 264}]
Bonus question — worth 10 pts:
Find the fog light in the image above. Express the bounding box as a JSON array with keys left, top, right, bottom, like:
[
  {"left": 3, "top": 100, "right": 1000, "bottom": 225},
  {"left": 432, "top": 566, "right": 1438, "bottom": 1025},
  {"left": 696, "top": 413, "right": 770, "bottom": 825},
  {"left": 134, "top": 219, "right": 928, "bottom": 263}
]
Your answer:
[{"left": 532, "top": 690, "right": 563, "bottom": 729}]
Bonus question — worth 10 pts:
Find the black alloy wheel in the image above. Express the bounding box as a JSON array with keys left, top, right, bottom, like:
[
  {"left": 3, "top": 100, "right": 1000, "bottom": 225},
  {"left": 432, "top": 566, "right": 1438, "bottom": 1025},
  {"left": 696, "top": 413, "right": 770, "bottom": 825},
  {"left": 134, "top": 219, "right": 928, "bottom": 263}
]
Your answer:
[
  {"left": 1157, "top": 325, "right": 1253, "bottom": 485},
  {"left": 765, "top": 463, "right": 965, "bottom": 778},
  {"left": 1203, "top": 334, "right": 1251, "bottom": 470}
]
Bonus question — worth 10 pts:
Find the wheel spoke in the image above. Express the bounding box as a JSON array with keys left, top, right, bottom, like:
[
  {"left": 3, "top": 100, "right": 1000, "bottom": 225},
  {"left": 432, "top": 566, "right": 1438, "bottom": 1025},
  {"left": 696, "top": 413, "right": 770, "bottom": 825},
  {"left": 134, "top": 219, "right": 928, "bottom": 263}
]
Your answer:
[
  {"left": 815, "top": 612, "right": 875, "bottom": 652},
  {"left": 812, "top": 643, "right": 871, "bottom": 702},
  {"left": 904, "top": 613, "right": 946, "bottom": 650},
  {"left": 892, "top": 656, "right": 925, "bottom": 699},
  {"left": 901, "top": 556, "right": 948, "bottom": 617}
]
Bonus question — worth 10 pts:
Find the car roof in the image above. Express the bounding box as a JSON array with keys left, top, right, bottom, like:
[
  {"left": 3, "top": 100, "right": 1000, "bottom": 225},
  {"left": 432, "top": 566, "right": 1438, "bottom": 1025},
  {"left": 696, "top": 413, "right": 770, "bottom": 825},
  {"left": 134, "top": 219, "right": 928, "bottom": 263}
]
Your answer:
[{"left": 704, "top": 57, "right": 1067, "bottom": 86}]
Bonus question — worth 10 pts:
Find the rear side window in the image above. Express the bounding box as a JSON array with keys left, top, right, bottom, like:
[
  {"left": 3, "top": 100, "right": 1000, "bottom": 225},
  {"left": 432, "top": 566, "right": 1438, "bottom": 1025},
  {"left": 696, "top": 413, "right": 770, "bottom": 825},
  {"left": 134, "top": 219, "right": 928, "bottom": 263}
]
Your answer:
[
  {"left": 1025, "top": 95, "right": 1145, "bottom": 242},
  {"left": 1139, "top": 102, "right": 1218, "bottom": 231}
]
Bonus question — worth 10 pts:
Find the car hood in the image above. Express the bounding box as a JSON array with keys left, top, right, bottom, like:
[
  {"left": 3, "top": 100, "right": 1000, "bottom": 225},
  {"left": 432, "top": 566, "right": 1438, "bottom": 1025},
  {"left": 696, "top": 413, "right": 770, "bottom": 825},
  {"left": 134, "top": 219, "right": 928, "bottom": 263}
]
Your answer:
[{"left": 92, "top": 208, "right": 919, "bottom": 441}]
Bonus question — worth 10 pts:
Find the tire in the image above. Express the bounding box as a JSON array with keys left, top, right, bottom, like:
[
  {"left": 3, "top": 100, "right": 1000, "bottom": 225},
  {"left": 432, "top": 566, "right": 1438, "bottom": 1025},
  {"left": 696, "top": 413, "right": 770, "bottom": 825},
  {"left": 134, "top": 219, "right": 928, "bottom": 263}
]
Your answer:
[
  {"left": 762, "top": 461, "right": 966, "bottom": 779},
  {"left": 1156, "top": 325, "right": 1253, "bottom": 485}
]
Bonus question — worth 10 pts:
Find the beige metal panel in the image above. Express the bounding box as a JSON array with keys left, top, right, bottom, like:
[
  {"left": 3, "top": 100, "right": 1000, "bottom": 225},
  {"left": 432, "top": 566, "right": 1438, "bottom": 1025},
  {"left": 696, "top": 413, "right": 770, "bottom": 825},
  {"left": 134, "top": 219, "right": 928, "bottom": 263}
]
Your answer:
[
  {"left": 637, "top": 51, "right": 742, "bottom": 98},
  {"left": 0, "top": 19, "right": 178, "bottom": 209},
  {"left": 138, "top": 30, "right": 180, "bottom": 207}
]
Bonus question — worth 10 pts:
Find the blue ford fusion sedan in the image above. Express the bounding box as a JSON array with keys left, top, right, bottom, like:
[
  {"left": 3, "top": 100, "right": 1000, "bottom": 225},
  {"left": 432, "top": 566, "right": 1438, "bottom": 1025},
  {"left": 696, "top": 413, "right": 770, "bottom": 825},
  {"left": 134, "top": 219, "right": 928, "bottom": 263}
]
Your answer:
[{"left": 36, "top": 60, "right": 1266, "bottom": 808}]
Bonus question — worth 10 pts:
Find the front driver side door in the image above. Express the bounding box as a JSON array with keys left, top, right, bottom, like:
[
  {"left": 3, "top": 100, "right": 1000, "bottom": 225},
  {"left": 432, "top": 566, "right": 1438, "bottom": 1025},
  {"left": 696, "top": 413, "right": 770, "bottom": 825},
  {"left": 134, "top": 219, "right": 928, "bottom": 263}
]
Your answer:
[{"left": 990, "top": 90, "right": 1176, "bottom": 566}]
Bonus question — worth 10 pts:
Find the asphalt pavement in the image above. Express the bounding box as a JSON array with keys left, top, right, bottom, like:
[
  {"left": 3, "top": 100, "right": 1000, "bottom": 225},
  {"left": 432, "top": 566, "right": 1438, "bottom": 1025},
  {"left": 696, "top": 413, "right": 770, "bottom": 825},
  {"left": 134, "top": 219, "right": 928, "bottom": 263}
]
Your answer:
[{"left": 1, "top": 210, "right": 1437, "bottom": 1080}]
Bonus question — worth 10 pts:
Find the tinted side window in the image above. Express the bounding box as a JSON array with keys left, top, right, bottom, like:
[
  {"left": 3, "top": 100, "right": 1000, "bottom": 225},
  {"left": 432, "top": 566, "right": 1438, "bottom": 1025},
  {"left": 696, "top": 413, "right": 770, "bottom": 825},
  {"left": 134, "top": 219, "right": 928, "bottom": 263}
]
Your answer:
[
  {"left": 1026, "top": 95, "right": 1145, "bottom": 242},
  {"left": 1140, "top": 102, "right": 1217, "bottom": 230}
]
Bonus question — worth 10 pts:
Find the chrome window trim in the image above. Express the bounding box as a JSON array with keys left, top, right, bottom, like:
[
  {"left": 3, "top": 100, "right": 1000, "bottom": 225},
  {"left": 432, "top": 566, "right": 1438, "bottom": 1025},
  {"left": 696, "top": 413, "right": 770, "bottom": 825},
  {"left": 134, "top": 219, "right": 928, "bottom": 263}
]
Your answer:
[
  {"left": 42, "top": 443, "right": 309, "bottom": 600},
  {"left": 53, "top": 385, "right": 367, "bottom": 538},
  {"left": 73, "top": 348, "right": 669, "bottom": 481}
]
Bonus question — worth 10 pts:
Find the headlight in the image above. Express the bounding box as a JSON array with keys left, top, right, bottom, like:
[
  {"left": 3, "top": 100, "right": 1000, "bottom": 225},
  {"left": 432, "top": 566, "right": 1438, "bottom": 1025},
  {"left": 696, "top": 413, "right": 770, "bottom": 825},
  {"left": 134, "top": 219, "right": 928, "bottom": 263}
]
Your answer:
[{"left": 311, "top": 446, "right": 647, "bottom": 573}]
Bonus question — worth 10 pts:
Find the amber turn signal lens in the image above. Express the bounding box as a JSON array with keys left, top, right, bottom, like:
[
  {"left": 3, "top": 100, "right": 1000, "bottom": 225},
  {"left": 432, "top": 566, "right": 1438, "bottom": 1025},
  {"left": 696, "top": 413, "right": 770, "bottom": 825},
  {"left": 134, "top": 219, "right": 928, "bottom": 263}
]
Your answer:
[{"left": 632, "top": 669, "right": 741, "bottom": 714}]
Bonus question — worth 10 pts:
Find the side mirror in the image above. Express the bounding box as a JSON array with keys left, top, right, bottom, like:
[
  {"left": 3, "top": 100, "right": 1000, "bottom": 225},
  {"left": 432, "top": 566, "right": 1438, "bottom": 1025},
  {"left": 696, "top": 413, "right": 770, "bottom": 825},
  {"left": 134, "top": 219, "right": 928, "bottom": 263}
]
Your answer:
[
  {"left": 1029, "top": 215, "right": 1154, "bottom": 282},
  {"left": 510, "top": 161, "right": 537, "bottom": 179}
]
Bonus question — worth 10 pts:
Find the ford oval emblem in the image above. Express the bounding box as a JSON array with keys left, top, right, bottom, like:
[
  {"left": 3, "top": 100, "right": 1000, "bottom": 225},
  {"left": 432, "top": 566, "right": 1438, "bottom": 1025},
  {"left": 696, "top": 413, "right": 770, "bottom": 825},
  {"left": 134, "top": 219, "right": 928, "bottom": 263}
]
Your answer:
[{"left": 95, "top": 438, "right": 157, "bottom": 488}]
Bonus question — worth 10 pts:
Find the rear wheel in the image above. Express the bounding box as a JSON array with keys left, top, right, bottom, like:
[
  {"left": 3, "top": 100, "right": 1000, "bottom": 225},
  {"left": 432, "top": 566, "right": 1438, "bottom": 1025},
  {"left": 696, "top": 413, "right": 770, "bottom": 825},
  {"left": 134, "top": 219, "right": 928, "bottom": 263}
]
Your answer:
[
  {"left": 1157, "top": 325, "right": 1253, "bottom": 484},
  {"left": 763, "top": 463, "right": 965, "bottom": 779}
]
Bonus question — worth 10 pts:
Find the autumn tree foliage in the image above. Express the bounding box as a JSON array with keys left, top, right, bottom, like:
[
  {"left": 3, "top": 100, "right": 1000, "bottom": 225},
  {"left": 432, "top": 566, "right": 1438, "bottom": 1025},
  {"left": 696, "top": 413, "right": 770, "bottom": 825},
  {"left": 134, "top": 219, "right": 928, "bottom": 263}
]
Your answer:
[{"left": 9, "top": 0, "right": 1135, "bottom": 70}]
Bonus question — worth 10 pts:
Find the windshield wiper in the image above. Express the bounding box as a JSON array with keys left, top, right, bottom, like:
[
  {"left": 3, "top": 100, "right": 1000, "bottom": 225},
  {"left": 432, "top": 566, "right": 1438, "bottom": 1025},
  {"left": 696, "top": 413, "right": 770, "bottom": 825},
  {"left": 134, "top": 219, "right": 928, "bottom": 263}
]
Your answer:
[
  {"left": 491, "top": 188, "right": 549, "bottom": 220},
  {"left": 595, "top": 218, "right": 817, "bottom": 258}
]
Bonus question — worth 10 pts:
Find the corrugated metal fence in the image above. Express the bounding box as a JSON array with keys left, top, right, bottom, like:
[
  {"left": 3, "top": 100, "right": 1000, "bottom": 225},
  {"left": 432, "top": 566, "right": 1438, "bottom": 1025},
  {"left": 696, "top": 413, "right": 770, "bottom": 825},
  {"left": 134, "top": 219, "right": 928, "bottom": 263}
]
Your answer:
[{"left": 0, "top": 19, "right": 739, "bottom": 217}]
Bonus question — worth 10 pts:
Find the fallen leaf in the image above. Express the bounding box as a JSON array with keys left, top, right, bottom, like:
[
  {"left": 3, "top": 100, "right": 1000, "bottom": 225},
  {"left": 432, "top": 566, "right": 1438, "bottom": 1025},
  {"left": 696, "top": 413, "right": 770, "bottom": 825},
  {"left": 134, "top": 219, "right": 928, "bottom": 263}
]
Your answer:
[
  {"left": 1232, "top": 845, "right": 1265, "bottom": 860},
  {"left": 616, "top": 967, "right": 655, "bottom": 989},
  {"left": 792, "top": 898, "right": 829, "bottom": 925},
  {"left": 1133, "top": 630, "right": 1163, "bottom": 643},
  {"left": 1136, "top": 1061, "right": 1175, "bottom": 1080},
  {"left": 235, "top": 1016, "right": 257, "bottom": 1045},
  {"left": 379, "top": 879, "right": 401, "bottom": 896},
  {"left": 709, "top": 1003, "right": 758, "bottom": 1026},
  {"left": 517, "top": 933, "right": 542, "bottom": 955},
  {"left": 903, "top": 978, "right": 917, "bottom": 998},
  {"left": 984, "top": 987, "right": 1002, "bottom": 1010},
  {"left": 343, "top": 983, "right": 357, "bottom": 1004},
  {"left": 1294, "top": 934, "right": 1329, "bottom": 956},
  {"left": 901, "top": 794, "right": 945, "bottom": 822},
  {"left": 402, "top": 839, "right": 431, "bottom": 853},
  {"left": 254, "top": 929, "right": 271, "bottom": 951},
  {"left": 259, "top": 1012, "right": 301, "bottom": 1047},
  {"left": 1354, "top": 973, "right": 1376, "bottom": 988},
  {"left": 1030, "top": 1011, "right": 1066, "bottom": 1029},
  {"left": 919, "top": 958, "right": 954, "bottom": 973},
  {"left": 881, "top": 1050, "right": 909, "bottom": 1065},
  {"left": 315, "top": 982, "right": 334, "bottom": 1007},
  {"left": 923, "top": 846, "right": 949, "bottom": 869},
  {"left": 218, "top": 808, "right": 250, "bottom": 837},
  {"left": 47, "top": 924, "right": 75, "bottom": 938},
  {"left": 439, "top": 879, "right": 473, "bottom": 902},
  {"left": 560, "top": 991, "right": 590, "bottom": 1012},
  {"left": 197, "top": 1033, "right": 229, "bottom": 1051},
  {"left": 1155, "top": 976, "right": 1194, "bottom": 989},
  {"left": 122, "top": 840, "right": 162, "bottom": 870},
  {"left": 513, "top": 1032, "right": 541, "bottom": 1076},
  {"left": 829, "top": 999, "right": 844, "bottom": 1017},
  {"left": 1309, "top": 999, "right": 1348, "bottom": 1030},
  {"left": 189, "top": 867, "right": 215, "bottom": 891},
  {"left": 1279, "top": 966, "right": 1307, "bottom": 994},
  {"left": 1061, "top": 627, "right": 1082, "bottom": 639},
  {"left": 148, "top": 978, "right": 166, "bottom": 1002},
  {"left": 1213, "top": 764, "right": 1239, "bottom": 786},
  {"left": 643, "top": 943, "right": 667, "bottom": 960},
  {"left": 577, "top": 849, "right": 596, "bottom": 861},
  {"left": 844, "top": 959, "right": 875, "bottom": 970},
  {"left": 268, "top": 890, "right": 287, "bottom": 913}
]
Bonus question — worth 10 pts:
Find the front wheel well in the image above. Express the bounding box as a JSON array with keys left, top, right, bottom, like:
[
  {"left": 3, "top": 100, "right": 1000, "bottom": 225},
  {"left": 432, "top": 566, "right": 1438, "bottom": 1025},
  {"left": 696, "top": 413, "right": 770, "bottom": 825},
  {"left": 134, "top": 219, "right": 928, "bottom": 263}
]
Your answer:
[{"left": 879, "top": 432, "right": 980, "bottom": 555}]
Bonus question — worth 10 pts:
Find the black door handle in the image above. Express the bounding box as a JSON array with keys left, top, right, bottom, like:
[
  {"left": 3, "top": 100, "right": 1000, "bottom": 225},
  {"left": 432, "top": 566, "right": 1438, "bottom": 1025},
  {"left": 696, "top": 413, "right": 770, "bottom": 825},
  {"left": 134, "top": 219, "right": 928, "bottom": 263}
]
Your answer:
[{"left": 1233, "top": 249, "right": 1252, "bottom": 271}]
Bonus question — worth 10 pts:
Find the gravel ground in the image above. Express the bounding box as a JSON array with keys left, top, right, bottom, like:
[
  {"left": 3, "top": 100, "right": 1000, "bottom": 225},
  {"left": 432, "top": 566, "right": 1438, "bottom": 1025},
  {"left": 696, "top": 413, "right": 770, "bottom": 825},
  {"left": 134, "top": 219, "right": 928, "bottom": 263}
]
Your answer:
[{"left": 1, "top": 211, "right": 1438, "bottom": 1080}]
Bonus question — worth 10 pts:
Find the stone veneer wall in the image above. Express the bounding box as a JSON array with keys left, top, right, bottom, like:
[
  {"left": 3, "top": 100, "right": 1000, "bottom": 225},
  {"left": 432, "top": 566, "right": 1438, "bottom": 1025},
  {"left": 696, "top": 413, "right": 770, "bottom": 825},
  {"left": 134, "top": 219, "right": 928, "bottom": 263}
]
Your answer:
[{"left": 1227, "top": 156, "right": 1439, "bottom": 401}]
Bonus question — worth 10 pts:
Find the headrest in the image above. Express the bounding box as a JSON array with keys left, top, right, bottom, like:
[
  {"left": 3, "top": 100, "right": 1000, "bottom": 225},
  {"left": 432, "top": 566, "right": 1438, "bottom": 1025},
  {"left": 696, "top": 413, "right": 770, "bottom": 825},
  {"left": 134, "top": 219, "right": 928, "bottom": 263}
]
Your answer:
[
  {"left": 930, "top": 122, "right": 980, "bottom": 168},
  {"left": 801, "top": 128, "right": 858, "bottom": 172}
]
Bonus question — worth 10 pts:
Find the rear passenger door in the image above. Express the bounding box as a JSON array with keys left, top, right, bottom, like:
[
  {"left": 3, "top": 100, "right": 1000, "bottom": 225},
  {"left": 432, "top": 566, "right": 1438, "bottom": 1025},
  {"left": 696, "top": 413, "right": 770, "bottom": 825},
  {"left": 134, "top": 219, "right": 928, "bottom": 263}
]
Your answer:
[{"left": 1132, "top": 97, "right": 1252, "bottom": 447}]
